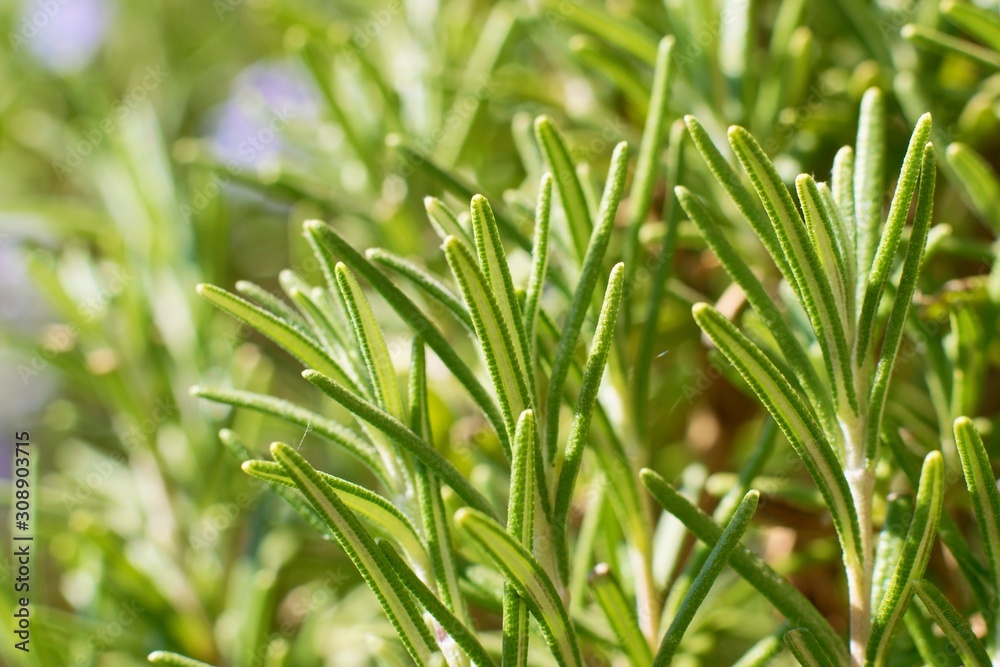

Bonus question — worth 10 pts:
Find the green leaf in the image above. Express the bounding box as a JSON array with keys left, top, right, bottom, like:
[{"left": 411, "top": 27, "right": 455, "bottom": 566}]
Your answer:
[
  {"left": 456, "top": 508, "right": 582, "bottom": 667},
  {"left": 503, "top": 410, "right": 537, "bottom": 667},
  {"left": 553, "top": 263, "right": 624, "bottom": 582},
  {"left": 683, "top": 115, "right": 789, "bottom": 281},
  {"left": 234, "top": 280, "right": 309, "bottom": 331},
  {"left": 409, "top": 339, "right": 469, "bottom": 626},
  {"left": 783, "top": 628, "right": 837, "bottom": 667},
  {"left": 378, "top": 541, "right": 497, "bottom": 667},
  {"left": 147, "top": 651, "right": 217, "bottom": 667},
  {"left": 242, "top": 460, "right": 429, "bottom": 574},
  {"left": 470, "top": 194, "right": 533, "bottom": 399},
  {"left": 913, "top": 579, "right": 993, "bottom": 666},
  {"left": 691, "top": 303, "right": 861, "bottom": 565},
  {"left": 424, "top": 196, "right": 475, "bottom": 249},
  {"left": 589, "top": 564, "right": 653, "bottom": 667},
  {"left": 191, "top": 386, "right": 389, "bottom": 485},
  {"left": 303, "top": 369, "right": 499, "bottom": 520},
  {"left": 623, "top": 36, "right": 675, "bottom": 298},
  {"left": 854, "top": 88, "right": 886, "bottom": 288},
  {"left": 653, "top": 491, "right": 759, "bottom": 665},
  {"left": 871, "top": 494, "right": 913, "bottom": 613},
  {"left": 639, "top": 469, "right": 847, "bottom": 662},
  {"left": 196, "top": 283, "right": 361, "bottom": 394},
  {"left": 728, "top": 125, "right": 856, "bottom": 416},
  {"left": 304, "top": 220, "right": 509, "bottom": 453},
  {"left": 444, "top": 235, "right": 531, "bottom": 443},
  {"left": 367, "top": 248, "right": 474, "bottom": 332},
  {"left": 796, "top": 175, "right": 852, "bottom": 338},
  {"left": 732, "top": 631, "right": 786, "bottom": 667},
  {"left": 543, "top": 140, "right": 629, "bottom": 464},
  {"left": 831, "top": 146, "right": 857, "bottom": 259},
  {"left": 335, "top": 263, "right": 406, "bottom": 421},
  {"left": 946, "top": 142, "right": 1000, "bottom": 234},
  {"left": 855, "top": 113, "right": 933, "bottom": 370},
  {"left": 867, "top": 451, "right": 944, "bottom": 665},
  {"left": 219, "top": 429, "right": 332, "bottom": 540},
  {"left": 942, "top": 0, "right": 1000, "bottom": 51},
  {"left": 677, "top": 187, "right": 832, "bottom": 429},
  {"left": 270, "top": 442, "right": 438, "bottom": 665},
  {"left": 524, "top": 173, "right": 553, "bottom": 379},
  {"left": 903, "top": 23, "right": 1000, "bottom": 71},
  {"left": 865, "top": 143, "right": 935, "bottom": 461},
  {"left": 953, "top": 416, "right": 1000, "bottom": 656},
  {"left": 535, "top": 116, "right": 592, "bottom": 263}
]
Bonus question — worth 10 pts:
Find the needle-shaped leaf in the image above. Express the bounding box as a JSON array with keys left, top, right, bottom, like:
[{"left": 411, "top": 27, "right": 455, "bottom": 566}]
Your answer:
[
  {"left": 903, "top": 24, "right": 1000, "bottom": 71},
  {"left": 234, "top": 280, "right": 309, "bottom": 331},
  {"left": 456, "top": 508, "right": 582, "bottom": 667},
  {"left": 871, "top": 494, "right": 913, "bottom": 613},
  {"left": 867, "top": 451, "right": 944, "bottom": 665},
  {"left": 197, "top": 283, "right": 361, "bottom": 394},
  {"left": 445, "top": 235, "right": 531, "bottom": 442},
  {"left": 367, "top": 248, "right": 474, "bottom": 332},
  {"left": 866, "top": 143, "right": 935, "bottom": 461},
  {"left": 783, "top": 628, "right": 837, "bottom": 667},
  {"left": 424, "top": 196, "right": 475, "bottom": 249},
  {"left": 692, "top": 303, "right": 861, "bottom": 564},
  {"left": 219, "top": 429, "right": 332, "bottom": 539},
  {"left": 304, "top": 220, "right": 509, "bottom": 452},
  {"left": 854, "top": 88, "right": 886, "bottom": 289},
  {"left": 242, "top": 460, "right": 429, "bottom": 572},
  {"left": 677, "top": 187, "right": 831, "bottom": 428},
  {"left": 524, "top": 173, "right": 553, "bottom": 377},
  {"left": 831, "top": 146, "right": 857, "bottom": 263},
  {"left": 731, "top": 631, "right": 786, "bottom": 667},
  {"left": 270, "top": 442, "right": 438, "bottom": 665},
  {"left": 639, "top": 469, "right": 847, "bottom": 662},
  {"left": 953, "top": 416, "right": 1000, "bottom": 654},
  {"left": 544, "top": 141, "right": 629, "bottom": 464},
  {"left": 796, "top": 175, "right": 851, "bottom": 336},
  {"left": 553, "top": 263, "right": 624, "bottom": 581},
  {"left": 535, "top": 115, "right": 592, "bottom": 263},
  {"left": 622, "top": 36, "right": 675, "bottom": 297},
  {"left": 589, "top": 564, "right": 652, "bottom": 667},
  {"left": 303, "top": 369, "right": 499, "bottom": 520},
  {"left": 683, "top": 116, "right": 788, "bottom": 280},
  {"left": 335, "top": 263, "right": 405, "bottom": 421},
  {"left": 148, "top": 651, "right": 217, "bottom": 667},
  {"left": 855, "top": 113, "right": 932, "bottom": 369},
  {"left": 728, "top": 126, "right": 855, "bottom": 415},
  {"left": 653, "top": 491, "right": 759, "bottom": 666},
  {"left": 409, "top": 339, "right": 468, "bottom": 627},
  {"left": 503, "top": 410, "right": 537, "bottom": 667},
  {"left": 283, "top": 278, "right": 355, "bottom": 367},
  {"left": 942, "top": 0, "right": 1000, "bottom": 51},
  {"left": 946, "top": 142, "right": 1000, "bottom": 234},
  {"left": 378, "top": 542, "right": 497, "bottom": 667},
  {"left": 913, "top": 579, "right": 992, "bottom": 666},
  {"left": 471, "top": 194, "right": 533, "bottom": 395},
  {"left": 192, "top": 386, "right": 388, "bottom": 485}
]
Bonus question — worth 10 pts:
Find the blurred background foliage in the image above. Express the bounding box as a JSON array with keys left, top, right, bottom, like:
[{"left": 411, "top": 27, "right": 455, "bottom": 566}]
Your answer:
[{"left": 0, "top": 0, "right": 998, "bottom": 665}]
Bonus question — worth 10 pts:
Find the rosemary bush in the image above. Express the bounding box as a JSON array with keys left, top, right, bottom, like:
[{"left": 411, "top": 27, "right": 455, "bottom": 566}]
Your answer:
[{"left": 6, "top": 1, "right": 1000, "bottom": 666}]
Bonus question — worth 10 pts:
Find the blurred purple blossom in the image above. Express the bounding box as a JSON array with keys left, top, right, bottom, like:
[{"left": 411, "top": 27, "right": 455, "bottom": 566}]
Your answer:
[
  {"left": 17, "top": 0, "right": 109, "bottom": 73},
  {"left": 209, "top": 61, "right": 319, "bottom": 167}
]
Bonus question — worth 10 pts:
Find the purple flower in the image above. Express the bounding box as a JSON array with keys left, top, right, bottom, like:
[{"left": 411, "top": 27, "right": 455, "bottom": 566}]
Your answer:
[{"left": 16, "top": 0, "right": 109, "bottom": 73}]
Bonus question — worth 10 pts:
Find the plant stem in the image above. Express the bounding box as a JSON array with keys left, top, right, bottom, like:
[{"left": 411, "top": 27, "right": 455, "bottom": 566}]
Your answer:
[{"left": 844, "top": 419, "right": 875, "bottom": 667}]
